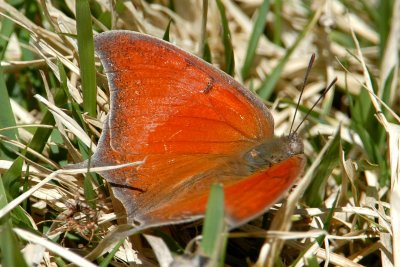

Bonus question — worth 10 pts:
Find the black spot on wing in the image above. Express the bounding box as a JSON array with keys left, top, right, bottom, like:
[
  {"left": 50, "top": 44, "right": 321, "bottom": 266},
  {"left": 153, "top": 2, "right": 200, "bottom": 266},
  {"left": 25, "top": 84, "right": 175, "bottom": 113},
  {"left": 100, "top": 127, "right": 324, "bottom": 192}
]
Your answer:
[
  {"left": 109, "top": 182, "right": 146, "bottom": 193},
  {"left": 202, "top": 79, "right": 214, "bottom": 94}
]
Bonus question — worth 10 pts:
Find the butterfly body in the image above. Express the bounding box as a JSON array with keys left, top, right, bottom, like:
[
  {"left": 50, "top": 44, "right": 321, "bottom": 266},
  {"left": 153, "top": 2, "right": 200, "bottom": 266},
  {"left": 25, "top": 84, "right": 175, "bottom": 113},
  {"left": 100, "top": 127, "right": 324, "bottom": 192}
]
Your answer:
[{"left": 91, "top": 31, "right": 305, "bottom": 228}]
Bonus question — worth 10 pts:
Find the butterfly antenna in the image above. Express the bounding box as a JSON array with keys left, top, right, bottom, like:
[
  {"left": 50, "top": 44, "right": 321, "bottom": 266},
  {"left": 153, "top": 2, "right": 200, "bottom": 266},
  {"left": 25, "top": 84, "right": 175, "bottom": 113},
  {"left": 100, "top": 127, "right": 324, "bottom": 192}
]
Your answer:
[
  {"left": 289, "top": 53, "right": 316, "bottom": 135},
  {"left": 293, "top": 77, "right": 338, "bottom": 134}
]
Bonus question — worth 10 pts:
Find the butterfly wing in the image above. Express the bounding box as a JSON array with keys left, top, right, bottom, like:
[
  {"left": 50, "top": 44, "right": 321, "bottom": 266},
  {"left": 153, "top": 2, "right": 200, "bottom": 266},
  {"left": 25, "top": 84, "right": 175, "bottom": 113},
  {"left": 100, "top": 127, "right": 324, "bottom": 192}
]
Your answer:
[
  {"left": 141, "top": 155, "right": 305, "bottom": 228},
  {"left": 92, "top": 31, "right": 303, "bottom": 228},
  {"left": 95, "top": 31, "right": 273, "bottom": 155}
]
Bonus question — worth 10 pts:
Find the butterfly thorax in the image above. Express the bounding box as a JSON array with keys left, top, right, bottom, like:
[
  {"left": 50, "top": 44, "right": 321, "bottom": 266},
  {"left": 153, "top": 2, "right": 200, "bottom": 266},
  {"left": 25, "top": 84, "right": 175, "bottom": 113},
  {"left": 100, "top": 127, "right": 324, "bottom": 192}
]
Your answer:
[{"left": 242, "top": 133, "right": 303, "bottom": 172}]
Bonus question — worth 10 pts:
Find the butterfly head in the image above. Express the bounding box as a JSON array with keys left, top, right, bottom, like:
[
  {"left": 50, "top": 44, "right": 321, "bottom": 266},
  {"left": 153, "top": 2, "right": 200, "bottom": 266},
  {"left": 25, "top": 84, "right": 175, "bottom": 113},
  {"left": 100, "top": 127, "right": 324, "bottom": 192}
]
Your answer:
[
  {"left": 285, "top": 132, "right": 304, "bottom": 157},
  {"left": 242, "top": 133, "right": 303, "bottom": 172}
]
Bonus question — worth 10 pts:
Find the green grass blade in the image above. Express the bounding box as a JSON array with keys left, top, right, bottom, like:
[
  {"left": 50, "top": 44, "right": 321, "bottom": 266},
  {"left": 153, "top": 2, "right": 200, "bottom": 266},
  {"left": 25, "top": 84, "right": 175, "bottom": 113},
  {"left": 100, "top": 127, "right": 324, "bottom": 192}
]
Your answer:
[
  {"left": 54, "top": 257, "right": 67, "bottom": 266},
  {"left": 2, "top": 157, "right": 23, "bottom": 199},
  {"left": 272, "top": 0, "right": 282, "bottom": 45},
  {"left": 380, "top": 66, "right": 395, "bottom": 109},
  {"left": 83, "top": 174, "right": 97, "bottom": 209},
  {"left": 27, "top": 79, "right": 67, "bottom": 159},
  {"left": 201, "top": 184, "right": 226, "bottom": 265},
  {"left": 57, "top": 59, "right": 87, "bottom": 130},
  {"left": 304, "top": 127, "right": 341, "bottom": 207},
  {"left": 241, "top": 0, "right": 270, "bottom": 80},
  {"left": 216, "top": 0, "right": 235, "bottom": 75},
  {"left": 305, "top": 256, "right": 319, "bottom": 267},
  {"left": 0, "top": 221, "right": 28, "bottom": 267},
  {"left": 27, "top": 112, "right": 54, "bottom": 155},
  {"left": 99, "top": 239, "right": 124, "bottom": 267},
  {"left": 200, "top": 0, "right": 212, "bottom": 63},
  {"left": 0, "top": 176, "right": 28, "bottom": 267},
  {"left": 257, "top": 7, "right": 322, "bottom": 100},
  {"left": 316, "top": 192, "right": 338, "bottom": 245},
  {"left": 376, "top": 0, "right": 392, "bottom": 59},
  {"left": 347, "top": 74, "right": 389, "bottom": 184},
  {"left": 76, "top": 0, "right": 97, "bottom": 117},
  {"left": 0, "top": 18, "right": 14, "bottom": 59},
  {"left": 0, "top": 18, "right": 17, "bottom": 141},
  {"left": 154, "top": 229, "right": 184, "bottom": 254},
  {"left": 168, "top": 0, "right": 175, "bottom": 11},
  {"left": 163, "top": 19, "right": 172, "bottom": 41},
  {"left": 202, "top": 39, "right": 212, "bottom": 63},
  {"left": 0, "top": 67, "right": 17, "bottom": 140}
]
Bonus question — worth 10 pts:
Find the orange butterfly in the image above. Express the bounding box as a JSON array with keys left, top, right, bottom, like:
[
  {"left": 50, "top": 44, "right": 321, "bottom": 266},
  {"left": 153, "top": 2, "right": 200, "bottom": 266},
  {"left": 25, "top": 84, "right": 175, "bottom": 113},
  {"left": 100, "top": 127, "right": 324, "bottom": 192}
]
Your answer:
[{"left": 91, "top": 31, "right": 305, "bottom": 229}]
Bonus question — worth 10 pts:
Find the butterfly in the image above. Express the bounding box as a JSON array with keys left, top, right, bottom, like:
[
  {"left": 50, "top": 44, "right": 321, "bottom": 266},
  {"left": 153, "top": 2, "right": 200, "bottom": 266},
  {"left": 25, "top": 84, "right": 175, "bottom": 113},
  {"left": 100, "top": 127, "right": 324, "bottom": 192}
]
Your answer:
[{"left": 90, "top": 30, "right": 305, "bottom": 229}]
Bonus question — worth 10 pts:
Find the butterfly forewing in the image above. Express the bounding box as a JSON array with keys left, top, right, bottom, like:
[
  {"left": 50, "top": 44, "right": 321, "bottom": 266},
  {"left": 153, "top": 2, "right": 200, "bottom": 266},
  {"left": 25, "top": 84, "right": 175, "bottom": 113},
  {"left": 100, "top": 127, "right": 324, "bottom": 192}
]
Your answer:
[{"left": 95, "top": 32, "right": 273, "bottom": 156}]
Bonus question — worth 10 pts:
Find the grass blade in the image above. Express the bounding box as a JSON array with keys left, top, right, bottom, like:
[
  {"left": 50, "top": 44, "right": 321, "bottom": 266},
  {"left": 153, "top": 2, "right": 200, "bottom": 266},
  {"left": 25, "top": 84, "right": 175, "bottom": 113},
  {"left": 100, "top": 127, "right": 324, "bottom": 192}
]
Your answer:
[
  {"left": 241, "top": 0, "right": 270, "bottom": 80},
  {"left": 0, "top": 174, "right": 28, "bottom": 267},
  {"left": 304, "top": 129, "right": 341, "bottom": 207},
  {"left": 257, "top": 7, "right": 322, "bottom": 99},
  {"left": 0, "top": 18, "right": 17, "bottom": 141},
  {"left": 216, "top": 0, "right": 235, "bottom": 75},
  {"left": 76, "top": 0, "right": 97, "bottom": 117},
  {"left": 163, "top": 19, "right": 172, "bottom": 41},
  {"left": 272, "top": 0, "right": 282, "bottom": 45},
  {"left": 201, "top": 184, "right": 226, "bottom": 266}
]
